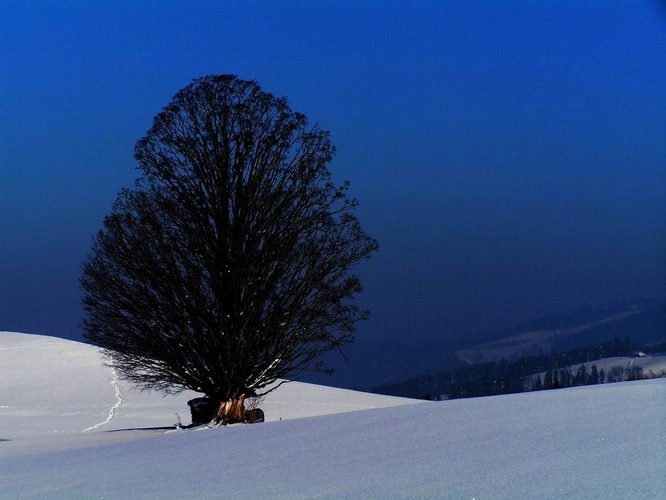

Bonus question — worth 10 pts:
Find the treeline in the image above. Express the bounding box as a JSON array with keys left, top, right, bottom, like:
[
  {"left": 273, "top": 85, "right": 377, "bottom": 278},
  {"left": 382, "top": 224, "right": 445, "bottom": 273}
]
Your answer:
[
  {"left": 530, "top": 361, "right": 643, "bottom": 392},
  {"left": 372, "top": 338, "right": 666, "bottom": 401}
]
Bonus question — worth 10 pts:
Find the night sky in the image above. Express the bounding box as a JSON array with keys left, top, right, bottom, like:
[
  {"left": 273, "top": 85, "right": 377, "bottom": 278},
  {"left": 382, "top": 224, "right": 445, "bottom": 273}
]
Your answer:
[{"left": 2, "top": 1, "right": 665, "bottom": 352}]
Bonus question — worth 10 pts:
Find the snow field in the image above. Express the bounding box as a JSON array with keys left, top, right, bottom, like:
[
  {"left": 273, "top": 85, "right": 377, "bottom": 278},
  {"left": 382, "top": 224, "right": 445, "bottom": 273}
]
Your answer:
[{"left": 1, "top": 332, "right": 664, "bottom": 498}]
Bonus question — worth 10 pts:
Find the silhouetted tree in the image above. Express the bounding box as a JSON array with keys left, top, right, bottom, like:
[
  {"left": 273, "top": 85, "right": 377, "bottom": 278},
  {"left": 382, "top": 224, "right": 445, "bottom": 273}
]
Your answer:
[
  {"left": 574, "top": 364, "right": 587, "bottom": 386},
  {"left": 607, "top": 366, "right": 625, "bottom": 383},
  {"left": 626, "top": 365, "right": 643, "bottom": 381},
  {"left": 532, "top": 374, "right": 543, "bottom": 391},
  {"left": 81, "top": 75, "right": 378, "bottom": 424},
  {"left": 552, "top": 371, "right": 562, "bottom": 389}
]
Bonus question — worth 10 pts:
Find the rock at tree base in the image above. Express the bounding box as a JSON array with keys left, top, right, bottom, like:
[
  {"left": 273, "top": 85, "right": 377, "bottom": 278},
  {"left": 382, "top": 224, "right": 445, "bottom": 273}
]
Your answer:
[
  {"left": 246, "top": 408, "right": 265, "bottom": 423},
  {"left": 187, "top": 397, "right": 217, "bottom": 426}
]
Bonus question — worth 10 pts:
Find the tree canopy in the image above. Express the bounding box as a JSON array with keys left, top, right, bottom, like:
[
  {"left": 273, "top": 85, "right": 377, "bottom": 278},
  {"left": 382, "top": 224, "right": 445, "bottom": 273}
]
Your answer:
[{"left": 81, "top": 74, "right": 378, "bottom": 423}]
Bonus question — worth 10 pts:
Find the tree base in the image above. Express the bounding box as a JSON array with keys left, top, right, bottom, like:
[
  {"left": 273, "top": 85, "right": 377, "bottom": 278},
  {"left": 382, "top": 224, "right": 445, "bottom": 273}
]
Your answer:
[{"left": 187, "top": 397, "right": 264, "bottom": 426}]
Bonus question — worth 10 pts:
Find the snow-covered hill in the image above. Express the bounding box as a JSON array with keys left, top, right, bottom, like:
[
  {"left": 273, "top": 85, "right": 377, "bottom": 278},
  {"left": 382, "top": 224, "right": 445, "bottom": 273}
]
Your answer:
[
  {"left": 456, "top": 310, "right": 642, "bottom": 364},
  {"left": 0, "top": 332, "right": 416, "bottom": 452},
  {"left": 1, "top": 332, "right": 664, "bottom": 498},
  {"left": 532, "top": 355, "right": 666, "bottom": 381}
]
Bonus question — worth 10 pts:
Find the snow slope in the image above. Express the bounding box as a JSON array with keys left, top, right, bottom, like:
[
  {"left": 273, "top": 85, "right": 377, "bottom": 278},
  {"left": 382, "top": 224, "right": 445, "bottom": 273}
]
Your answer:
[
  {"left": 1, "top": 332, "right": 665, "bottom": 498},
  {"left": 0, "top": 332, "right": 415, "bottom": 454},
  {"left": 572, "top": 355, "right": 666, "bottom": 377},
  {"left": 527, "top": 355, "right": 666, "bottom": 384}
]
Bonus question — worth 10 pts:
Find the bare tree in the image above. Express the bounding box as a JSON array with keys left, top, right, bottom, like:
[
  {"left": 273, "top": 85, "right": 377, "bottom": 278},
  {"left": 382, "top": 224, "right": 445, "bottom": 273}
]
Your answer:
[{"left": 81, "top": 75, "right": 378, "bottom": 424}]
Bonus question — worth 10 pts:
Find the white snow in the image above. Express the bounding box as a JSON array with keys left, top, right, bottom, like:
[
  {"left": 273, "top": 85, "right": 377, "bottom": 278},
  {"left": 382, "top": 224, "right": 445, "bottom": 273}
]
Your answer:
[
  {"left": 579, "top": 355, "right": 666, "bottom": 377},
  {"left": 528, "top": 355, "right": 666, "bottom": 384},
  {"left": 1, "top": 331, "right": 665, "bottom": 498}
]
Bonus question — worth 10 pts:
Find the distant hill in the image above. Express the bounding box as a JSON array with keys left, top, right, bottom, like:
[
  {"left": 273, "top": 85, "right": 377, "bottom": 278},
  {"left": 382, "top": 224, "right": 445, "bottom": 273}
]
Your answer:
[
  {"left": 370, "top": 299, "right": 666, "bottom": 401},
  {"left": 300, "top": 337, "right": 461, "bottom": 390},
  {"left": 455, "top": 299, "right": 665, "bottom": 365},
  {"left": 304, "top": 299, "right": 666, "bottom": 391}
]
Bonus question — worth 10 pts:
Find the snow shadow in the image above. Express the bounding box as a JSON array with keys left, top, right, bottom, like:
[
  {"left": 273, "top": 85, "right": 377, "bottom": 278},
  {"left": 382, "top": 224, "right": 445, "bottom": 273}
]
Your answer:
[{"left": 105, "top": 426, "right": 179, "bottom": 433}]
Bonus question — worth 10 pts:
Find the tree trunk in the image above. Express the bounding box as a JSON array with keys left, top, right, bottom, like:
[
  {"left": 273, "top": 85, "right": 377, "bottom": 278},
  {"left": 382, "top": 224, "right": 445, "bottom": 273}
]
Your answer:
[{"left": 213, "top": 395, "right": 247, "bottom": 425}]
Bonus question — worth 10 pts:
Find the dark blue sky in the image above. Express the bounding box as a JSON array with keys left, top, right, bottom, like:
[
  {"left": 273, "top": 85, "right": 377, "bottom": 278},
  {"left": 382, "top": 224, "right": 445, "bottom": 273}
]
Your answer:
[{"left": 2, "top": 1, "right": 665, "bottom": 344}]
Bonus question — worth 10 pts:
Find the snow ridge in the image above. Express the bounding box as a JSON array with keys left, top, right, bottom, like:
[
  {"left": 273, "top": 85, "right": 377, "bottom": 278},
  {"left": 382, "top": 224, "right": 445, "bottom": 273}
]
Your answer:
[{"left": 83, "top": 367, "right": 123, "bottom": 432}]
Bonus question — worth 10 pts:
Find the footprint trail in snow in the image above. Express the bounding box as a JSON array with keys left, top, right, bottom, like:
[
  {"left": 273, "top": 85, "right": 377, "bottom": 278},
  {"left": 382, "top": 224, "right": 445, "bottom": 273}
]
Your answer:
[{"left": 83, "top": 367, "right": 123, "bottom": 432}]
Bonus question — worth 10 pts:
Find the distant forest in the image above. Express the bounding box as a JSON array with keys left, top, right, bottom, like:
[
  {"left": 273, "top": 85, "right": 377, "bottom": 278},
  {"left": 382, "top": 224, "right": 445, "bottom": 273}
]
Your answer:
[{"left": 372, "top": 338, "right": 666, "bottom": 401}]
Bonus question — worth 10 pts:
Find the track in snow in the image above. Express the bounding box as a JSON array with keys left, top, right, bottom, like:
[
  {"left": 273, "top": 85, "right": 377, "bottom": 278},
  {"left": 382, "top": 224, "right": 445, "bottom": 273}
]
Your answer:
[{"left": 83, "top": 367, "right": 124, "bottom": 432}]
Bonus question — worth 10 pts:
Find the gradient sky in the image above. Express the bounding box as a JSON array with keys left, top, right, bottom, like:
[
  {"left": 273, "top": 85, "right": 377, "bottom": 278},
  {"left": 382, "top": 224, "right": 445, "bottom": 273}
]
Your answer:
[{"left": 1, "top": 1, "right": 665, "bottom": 346}]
